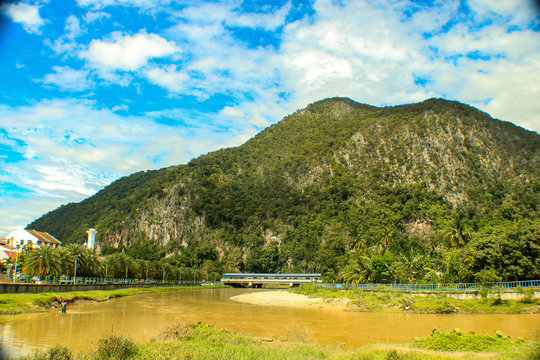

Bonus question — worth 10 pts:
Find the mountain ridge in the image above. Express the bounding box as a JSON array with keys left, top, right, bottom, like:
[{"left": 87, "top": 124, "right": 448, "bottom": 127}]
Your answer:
[{"left": 28, "top": 97, "right": 539, "bottom": 281}]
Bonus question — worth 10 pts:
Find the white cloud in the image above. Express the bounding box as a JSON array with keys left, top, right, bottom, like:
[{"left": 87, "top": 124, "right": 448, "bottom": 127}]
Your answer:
[
  {"left": 0, "top": 98, "right": 256, "bottom": 207},
  {"left": 76, "top": 0, "right": 171, "bottom": 11},
  {"left": 83, "top": 10, "right": 110, "bottom": 23},
  {"left": 178, "top": 2, "right": 291, "bottom": 31},
  {"left": 4, "top": 2, "right": 44, "bottom": 34},
  {"left": 0, "top": 197, "right": 71, "bottom": 235},
  {"left": 146, "top": 66, "right": 188, "bottom": 93},
  {"left": 41, "top": 66, "right": 94, "bottom": 91},
  {"left": 83, "top": 32, "right": 181, "bottom": 71},
  {"left": 46, "top": 14, "right": 87, "bottom": 56},
  {"left": 112, "top": 104, "right": 128, "bottom": 112}
]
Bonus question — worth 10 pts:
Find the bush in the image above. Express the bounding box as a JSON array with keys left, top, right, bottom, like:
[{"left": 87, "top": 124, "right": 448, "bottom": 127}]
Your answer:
[
  {"left": 413, "top": 328, "right": 516, "bottom": 352},
  {"left": 21, "top": 345, "right": 72, "bottom": 360},
  {"left": 385, "top": 349, "right": 401, "bottom": 360},
  {"left": 47, "top": 345, "right": 73, "bottom": 360},
  {"left": 95, "top": 334, "right": 137, "bottom": 359}
]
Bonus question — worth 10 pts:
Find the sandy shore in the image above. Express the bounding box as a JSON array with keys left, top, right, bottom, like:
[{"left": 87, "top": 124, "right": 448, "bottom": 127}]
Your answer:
[{"left": 230, "top": 290, "right": 349, "bottom": 310}]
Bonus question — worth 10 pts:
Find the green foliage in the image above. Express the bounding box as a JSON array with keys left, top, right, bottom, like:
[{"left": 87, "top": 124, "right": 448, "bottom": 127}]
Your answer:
[
  {"left": 22, "top": 245, "right": 62, "bottom": 277},
  {"left": 95, "top": 334, "right": 137, "bottom": 359},
  {"left": 23, "top": 345, "right": 73, "bottom": 360},
  {"left": 413, "top": 328, "right": 520, "bottom": 352}
]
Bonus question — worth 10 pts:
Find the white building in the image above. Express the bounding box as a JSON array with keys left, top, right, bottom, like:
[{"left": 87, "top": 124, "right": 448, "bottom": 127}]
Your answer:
[
  {"left": 86, "top": 228, "right": 98, "bottom": 250},
  {"left": 5, "top": 228, "right": 62, "bottom": 249}
]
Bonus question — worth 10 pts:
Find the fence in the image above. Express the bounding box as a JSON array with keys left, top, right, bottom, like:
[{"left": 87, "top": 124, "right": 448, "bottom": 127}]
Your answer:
[
  {"left": 8, "top": 274, "right": 203, "bottom": 286},
  {"left": 321, "top": 279, "right": 540, "bottom": 292}
]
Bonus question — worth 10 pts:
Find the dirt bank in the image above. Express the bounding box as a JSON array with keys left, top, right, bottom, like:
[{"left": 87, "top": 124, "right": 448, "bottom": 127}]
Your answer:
[{"left": 230, "top": 290, "right": 349, "bottom": 310}]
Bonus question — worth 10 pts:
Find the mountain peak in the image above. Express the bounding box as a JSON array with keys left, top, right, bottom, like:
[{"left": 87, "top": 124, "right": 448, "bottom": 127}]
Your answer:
[{"left": 304, "top": 97, "right": 377, "bottom": 113}]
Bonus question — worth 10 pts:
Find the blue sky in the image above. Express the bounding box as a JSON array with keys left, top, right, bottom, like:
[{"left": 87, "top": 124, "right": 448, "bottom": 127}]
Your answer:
[{"left": 0, "top": 0, "right": 539, "bottom": 235}]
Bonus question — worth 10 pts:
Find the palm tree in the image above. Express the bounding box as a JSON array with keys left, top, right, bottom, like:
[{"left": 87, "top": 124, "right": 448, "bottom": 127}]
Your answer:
[
  {"left": 57, "top": 247, "right": 74, "bottom": 275},
  {"left": 23, "top": 245, "right": 62, "bottom": 277},
  {"left": 447, "top": 214, "right": 470, "bottom": 248},
  {"left": 86, "top": 251, "right": 105, "bottom": 277}
]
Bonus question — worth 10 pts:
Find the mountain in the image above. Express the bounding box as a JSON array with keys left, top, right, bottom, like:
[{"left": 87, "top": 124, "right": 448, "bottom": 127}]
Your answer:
[{"left": 28, "top": 98, "right": 539, "bottom": 281}]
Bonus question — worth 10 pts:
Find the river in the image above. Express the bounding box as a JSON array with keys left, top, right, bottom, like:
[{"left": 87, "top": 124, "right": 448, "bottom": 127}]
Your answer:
[{"left": 0, "top": 288, "right": 538, "bottom": 358}]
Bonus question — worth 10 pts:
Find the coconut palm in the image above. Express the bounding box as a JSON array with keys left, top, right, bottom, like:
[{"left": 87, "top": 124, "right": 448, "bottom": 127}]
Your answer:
[
  {"left": 339, "top": 244, "right": 391, "bottom": 284},
  {"left": 23, "top": 245, "right": 62, "bottom": 277},
  {"left": 57, "top": 247, "right": 74, "bottom": 275},
  {"left": 447, "top": 214, "right": 470, "bottom": 248}
]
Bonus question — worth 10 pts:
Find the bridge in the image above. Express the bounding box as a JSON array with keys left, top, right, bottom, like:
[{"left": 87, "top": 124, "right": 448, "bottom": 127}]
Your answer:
[{"left": 221, "top": 273, "right": 322, "bottom": 288}]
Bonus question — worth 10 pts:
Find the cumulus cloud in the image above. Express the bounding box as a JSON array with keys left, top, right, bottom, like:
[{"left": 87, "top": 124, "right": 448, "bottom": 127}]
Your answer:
[
  {"left": 83, "top": 32, "right": 181, "bottom": 71},
  {"left": 146, "top": 66, "right": 188, "bottom": 93},
  {"left": 3, "top": 2, "right": 44, "bottom": 33},
  {"left": 41, "top": 66, "right": 94, "bottom": 91}
]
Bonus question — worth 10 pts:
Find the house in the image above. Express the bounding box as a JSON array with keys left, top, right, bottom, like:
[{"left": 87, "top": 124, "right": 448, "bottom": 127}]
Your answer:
[
  {"left": 0, "top": 244, "right": 17, "bottom": 261},
  {"left": 5, "top": 228, "right": 62, "bottom": 249}
]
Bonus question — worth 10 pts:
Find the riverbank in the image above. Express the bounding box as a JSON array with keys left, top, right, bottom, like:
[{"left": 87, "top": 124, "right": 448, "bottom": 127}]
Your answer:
[
  {"left": 231, "top": 285, "right": 539, "bottom": 314},
  {"left": 292, "top": 284, "right": 540, "bottom": 314},
  {"left": 20, "top": 322, "right": 539, "bottom": 360},
  {"left": 0, "top": 285, "right": 227, "bottom": 314}
]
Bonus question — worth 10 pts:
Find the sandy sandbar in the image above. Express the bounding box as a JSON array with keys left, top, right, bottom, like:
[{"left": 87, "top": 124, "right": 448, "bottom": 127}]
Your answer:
[{"left": 230, "top": 290, "right": 349, "bottom": 310}]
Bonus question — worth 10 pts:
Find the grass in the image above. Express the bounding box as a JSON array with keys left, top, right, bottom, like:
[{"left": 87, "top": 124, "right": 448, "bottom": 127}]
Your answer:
[
  {"left": 292, "top": 284, "right": 540, "bottom": 314},
  {"left": 412, "top": 328, "right": 524, "bottom": 351},
  {"left": 19, "top": 322, "right": 540, "bottom": 360},
  {"left": 0, "top": 285, "right": 228, "bottom": 314}
]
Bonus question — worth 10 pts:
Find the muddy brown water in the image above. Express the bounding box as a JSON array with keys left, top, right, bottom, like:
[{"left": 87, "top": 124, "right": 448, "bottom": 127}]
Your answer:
[{"left": 0, "top": 288, "right": 538, "bottom": 358}]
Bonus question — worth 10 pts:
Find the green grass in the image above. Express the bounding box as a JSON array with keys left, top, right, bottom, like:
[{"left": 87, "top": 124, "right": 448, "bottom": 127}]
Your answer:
[
  {"left": 0, "top": 285, "right": 227, "bottom": 314},
  {"left": 19, "top": 323, "right": 540, "bottom": 360},
  {"left": 412, "top": 328, "right": 524, "bottom": 352},
  {"left": 292, "top": 284, "right": 540, "bottom": 314}
]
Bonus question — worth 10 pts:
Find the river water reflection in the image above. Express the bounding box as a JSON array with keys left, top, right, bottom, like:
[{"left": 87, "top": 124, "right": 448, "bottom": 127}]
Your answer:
[{"left": 1, "top": 288, "right": 538, "bottom": 358}]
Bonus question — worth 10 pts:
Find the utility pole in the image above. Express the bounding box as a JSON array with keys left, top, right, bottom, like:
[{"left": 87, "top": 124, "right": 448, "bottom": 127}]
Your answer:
[
  {"left": 73, "top": 256, "right": 78, "bottom": 285},
  {"left": 13, "top": 250, "right": 19, "bottom": 284}
]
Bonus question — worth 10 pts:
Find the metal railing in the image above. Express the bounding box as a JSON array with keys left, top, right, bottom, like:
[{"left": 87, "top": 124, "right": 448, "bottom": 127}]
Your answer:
[
  {"left": 321, "top": 279, "right": 540, "bottom": 292},
  {"left": 8, "top": 274, "right": 203, "bottom": 286}
]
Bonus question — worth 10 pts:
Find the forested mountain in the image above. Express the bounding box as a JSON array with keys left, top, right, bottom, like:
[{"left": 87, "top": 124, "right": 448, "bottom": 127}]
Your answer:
[{"left": 29, "top": 98, "right": 540, "bottom": 282}]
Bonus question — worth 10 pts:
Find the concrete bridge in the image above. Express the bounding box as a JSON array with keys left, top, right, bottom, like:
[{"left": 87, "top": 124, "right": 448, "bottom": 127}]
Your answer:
[{"left": 221, "top": 273, "right": 322, "bottom": 288}]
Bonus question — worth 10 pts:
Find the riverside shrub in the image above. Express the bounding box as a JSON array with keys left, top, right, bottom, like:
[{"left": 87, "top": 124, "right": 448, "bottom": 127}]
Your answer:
[
  {"left": 413, "top": 328, "right": 520, "bottom": 352},
  {"left": 95, "top": 334, "right": 137, "bottom": 359}
]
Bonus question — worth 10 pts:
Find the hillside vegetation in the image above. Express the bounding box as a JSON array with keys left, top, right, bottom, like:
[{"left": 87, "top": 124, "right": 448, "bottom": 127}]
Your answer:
[{"left": 28, "top": 98, "right": 540, "bottom": 283}]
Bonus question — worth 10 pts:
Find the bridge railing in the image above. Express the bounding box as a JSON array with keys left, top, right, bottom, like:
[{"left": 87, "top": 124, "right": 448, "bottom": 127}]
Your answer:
[{"left": 320, "top": 279, "right": 540, "bottom": 292}]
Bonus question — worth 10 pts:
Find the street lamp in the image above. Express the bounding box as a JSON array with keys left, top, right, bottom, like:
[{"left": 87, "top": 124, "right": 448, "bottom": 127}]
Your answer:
[
  {"left": 73, "top": 255, "right": 78, "bottom": 285},
  {"left": 13, "top": 249, "right": 19, "bottom": 284}
]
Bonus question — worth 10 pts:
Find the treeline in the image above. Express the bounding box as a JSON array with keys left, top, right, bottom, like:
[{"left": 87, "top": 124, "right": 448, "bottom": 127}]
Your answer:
[{"left": 8, "top": 241, "right": 222, "bottom": 282}]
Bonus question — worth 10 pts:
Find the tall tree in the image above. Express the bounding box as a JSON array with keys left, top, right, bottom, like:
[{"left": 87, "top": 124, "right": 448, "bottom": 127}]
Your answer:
[{"left": 23, "top": 245, "right": 61, "bottom": 277}]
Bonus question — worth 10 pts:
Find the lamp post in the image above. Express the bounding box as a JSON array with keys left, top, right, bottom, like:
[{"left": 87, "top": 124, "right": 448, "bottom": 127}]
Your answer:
[
  {"left": 105, "top": 262, "right": 108, "bottom": 283},
  {"left": 73, "top": 256, "right": 78, "bottom": 285},
  {"left": 125, "top": 264, "right": 128, "bottom": 283},
  {"left": 13, "top": 249, "right": 19, "bottom": 284},
  {"left": 39, "top": 255, "right": 43, "bottom": 277}
]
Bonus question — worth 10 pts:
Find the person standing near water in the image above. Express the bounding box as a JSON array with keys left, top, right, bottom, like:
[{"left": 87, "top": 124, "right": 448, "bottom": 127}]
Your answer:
[{"left": 61, "top": 301, "right": 67, "bottom": 314}]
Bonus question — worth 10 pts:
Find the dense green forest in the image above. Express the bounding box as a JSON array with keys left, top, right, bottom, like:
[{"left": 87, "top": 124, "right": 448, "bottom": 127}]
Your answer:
[{"left": 28, "top": 98, "right": 540, "bottom": 283}]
